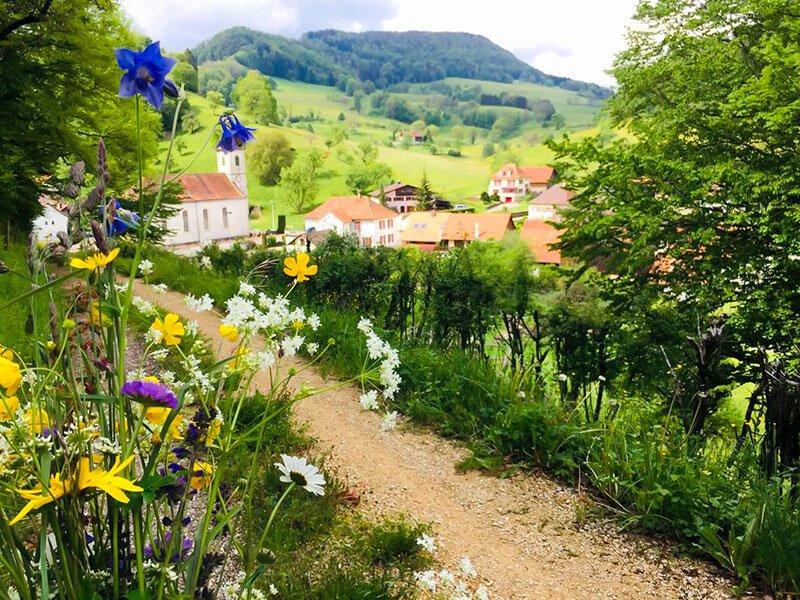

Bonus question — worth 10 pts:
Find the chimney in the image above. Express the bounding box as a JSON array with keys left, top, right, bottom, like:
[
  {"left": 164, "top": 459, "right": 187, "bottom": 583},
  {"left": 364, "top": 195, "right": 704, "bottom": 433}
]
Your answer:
[{"left": 474, "top": 222, "right": 480, "bottom": 240}]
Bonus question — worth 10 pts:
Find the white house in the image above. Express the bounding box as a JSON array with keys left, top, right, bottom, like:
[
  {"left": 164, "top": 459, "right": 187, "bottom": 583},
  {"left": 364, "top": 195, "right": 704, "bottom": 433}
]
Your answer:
[
  {"left": 527, "top": 184, "right": 573, "bottom": 222},
  {"left": 304, "top": 196, "right": 399, "bottom": 247},
  {"left": 164, "top": 148, "right": 250, "bottom": 245},
  {"left": 488, "top": 164, "right": 554, "bottom": 204},
  {"left": 32, "top": 199, "right": 69, "bottom": 243}
]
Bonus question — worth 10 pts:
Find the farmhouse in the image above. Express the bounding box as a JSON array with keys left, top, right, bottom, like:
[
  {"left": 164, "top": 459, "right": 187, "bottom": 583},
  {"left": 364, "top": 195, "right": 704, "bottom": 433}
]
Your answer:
[
  {"left": 488, "top": 164, "right": 555, "bottom": 203},
  {"left": 440, "top": 213, "right": 516, "bottom": 248},
  {"left": 164, "top": 148, "right": 251, "bottom": 246},
  {"left": 304, "top": 196, "right": 399, "bottom": 247},
  {"left": 32, "top": 197, "right": 69, "bottom": 243},
  {"left": 369, "top": 183, "right": 419, "bottom": 213},
  {"left": 527, "top": 184, "right": 573, "bottom": 222},
  {"left": 520, "top": 220, "right": 562, "bottom": 265},
  {"left": 398, "top": 210, "right": 451, "bottom": 251}
]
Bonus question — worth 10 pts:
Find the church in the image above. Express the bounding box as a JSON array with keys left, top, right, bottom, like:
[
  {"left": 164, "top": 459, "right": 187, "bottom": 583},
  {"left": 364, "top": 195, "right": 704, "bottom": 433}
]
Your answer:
[{"left": 163, "top": 147, "right": 251, "bottom": 245}]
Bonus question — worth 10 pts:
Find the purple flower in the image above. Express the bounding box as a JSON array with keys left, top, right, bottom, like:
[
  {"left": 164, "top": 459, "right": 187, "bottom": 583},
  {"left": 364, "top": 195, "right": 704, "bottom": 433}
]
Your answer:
[
  {"left": 115, "top": 41, "right": 178, "bottom": 109},
  {"left": 121, "top": 380, "right": 177, "bottom": 409},
  {"left": 216, "top": 114, "right": 255, "bottom": 153}
]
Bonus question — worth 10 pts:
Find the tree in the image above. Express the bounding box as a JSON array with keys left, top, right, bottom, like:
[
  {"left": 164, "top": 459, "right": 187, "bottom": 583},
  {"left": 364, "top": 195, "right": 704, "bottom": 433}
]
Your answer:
[
  {"left": 481, "top": 142, "right": 495, "bottom": 158},
  {"left": 0, "top": 1, "right": 161, "bottom": 229},
  {"left": 279, "top": 155, "right": 319, "bottom": 213},
  {"left": 415, "top": 172, "right": 435, "bottom": 211},
  {"left": 171, "top": 61, "right": 198, "bottom": 92},
  {"left": 181, "top": 110, "right": 201, "bottom": 134},
  {"left": 206, "top": 90, "right": 225, "bottom": 113},
  {"left": 352, "top": 90, "right": 364, "bottom": 113},
  {"left": 232, "top": 70, "right": 278, "bottom": 125},
  {"left": 247, "top": 130, "right": 295, "bottom": 185}
]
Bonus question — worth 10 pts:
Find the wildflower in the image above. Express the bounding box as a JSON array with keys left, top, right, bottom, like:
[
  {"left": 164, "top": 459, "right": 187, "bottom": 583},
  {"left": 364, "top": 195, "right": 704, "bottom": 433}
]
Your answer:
[
  {"left": 122, "top": 380, "right": 178, "bottom": 409},
  {"left": 438, "top": 569, "right": 455, "bottom": 587},
  {"left": 70, "top": 248, "right": 120, "bottom": 273},
  {"left": 475, "top": 585, "right": 490, "bottom": 600},
  {"left": 216, "top": 114, "right": 256, "bottom": 152},
  {"left": 185, "top": 320, "right": 199, "bottom": 337},
  {"left": 239, "top": 281, "right": 256, "bottom": 296},
  {"left": 138, "top": 259, "right": 154, "bottom": 276},
  {"left": 416, "top": 533, "right": 436, "bottom": 553},
  {"left": 91, "top": 302, "right": 111, "bottom": 327},
  {"left": 269, "top": 584, "right": 279, "bottom": 596},
  {"left": 115, "top": 41, "right": 178, "bottom": 109},
  {"left": 102, "top": 199, "right": 139, "bottom": 236},
  {"left": 275, "top": 454, "right": 326, "bottom": 496},
  {"left": 76, "top": 455, "right": 143, "bottom": 503},
  {"left": 145, "top": 407, "right": 184, "bottom": 440},
  {"left": 414, "top": 570, "right": 438, "bottom": 592},
  {"left": 0, "top": 354, "right": 21, "bottom": 395},
  {"left": 62, "top": 317, "right": 76, "bottom": 330},
  {"left": 24, "top": 408, "right": 51, "bottom": 435},
  {"left": 598, "top": 375, "right": 607, "bottom": 382},
  {"left": 357, "top": 317, "right": 373, "bottom": 333},
  {"left": 283, "top": 252, "right": 317, "bottom": 282},
  {"left": 359, "top": 390, "right": 379, "bottom": 411},
  {"left": 189, "top": 460, "right": 214, "bottom": 490},
  {"left": 199, "top": 255, "right": 212, "bottom": 269},
  {"left": 308, "top": 313, "right": 321, "bottom": 330},
  {"left": 281, "top": 335, "right": 304, "bottom": 357},
  {"left": 381, "top": 411, "right": 399, "bottom": 431},
  {"left": 558, "top": 373, "right": 568, "bottom": 382},
  {"left": 186, "top": 293, "right": 214, "bottom": 313},
  {"left": 132, "top": 296, "right": 157, "bottom": 315},
  {"left": 9, "top": 473, "right": 70, "bottom": 525},
  {"left": 0, "top": 395, "right": 19, "bottom": 420},
  {"left": 151, "top": 313, "right": 185, "bottom": 346},
  {"left": 306, "top": 342, "right": 319, "bottom": 355},
  {"left": 459, "top": 556, "right": 477, "bottom": 577},
  {"left": 151, "top": 283, "right": 168, "bottom": 295},
  {"left": 219, "top": 324, "right": 239, "bottom": 342}
]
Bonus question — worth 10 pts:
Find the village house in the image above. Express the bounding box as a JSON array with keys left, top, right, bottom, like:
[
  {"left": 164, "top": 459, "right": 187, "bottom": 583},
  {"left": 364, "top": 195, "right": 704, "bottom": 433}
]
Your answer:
[
  {"left": 520, "top": 220, "right": 562, "bottom": 265},
  {"left": 163, "top": 148, "right": 251, "bottom": 245},
  {"left": 32, "top": 197, "right": 69, "bottom": 243},
  {"left": 527, "top": 184, "right": 573, "bottom": 222},
  {"left": 304, "top": 196, "right": 399, "bottom": 247},
  {"left": 398, "top": 210, "right": 451, "bottom": 251},
  {"left": 488, "top": 164, "right": 555, "bottom": 203},
  {"left": 369, "top": 183, "right": 419, "bottom": 213},
  {"left": 441, "top": 213, "right": 516, "bottom": 248}
]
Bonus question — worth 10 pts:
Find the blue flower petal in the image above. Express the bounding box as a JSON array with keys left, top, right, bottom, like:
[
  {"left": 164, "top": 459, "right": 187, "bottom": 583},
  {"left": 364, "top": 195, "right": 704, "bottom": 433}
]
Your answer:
[
  {"left": 118, "top": 72, "right": 137, "bottom": 98},
  {"left": 163, "top": 79, "right": 179, "bottom": 98},
  {"left": 141, "top": 41, "right": 162, "bottom": 63},
  {"left": 142, "top": 82, "right": 165, "bottom": 109},
  {"left": 115, "top": 48, "right": 137, "bottom": 70}
]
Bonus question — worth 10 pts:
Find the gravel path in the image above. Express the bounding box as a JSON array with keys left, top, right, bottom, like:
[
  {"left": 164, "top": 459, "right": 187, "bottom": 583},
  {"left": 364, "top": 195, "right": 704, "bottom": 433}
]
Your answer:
[{"left": 133, "top": 282, "right": 738, "bottom": 600}]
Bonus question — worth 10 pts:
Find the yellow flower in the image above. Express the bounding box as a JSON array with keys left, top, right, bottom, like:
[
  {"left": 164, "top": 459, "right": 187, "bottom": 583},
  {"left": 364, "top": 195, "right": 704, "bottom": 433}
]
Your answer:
[
  {"left": 90, "top": 302, "right": 111, "bottom": 327},
  {"left": 151, "top": 313, "right": 185, "bottom": 346},
  {"left": 228, "top": 345, "right": 248, "bottom": 370},
  {"left": 45, "top": 341, "right": 56, "bottom": 352},
  {"left": 0, "top": 396, "right": 19, "bottom": 421},
  {"left": 0, "top": 354, "right": 21, "bottom": 395},
  {"left": 9, "top": 473, "right": 71, "bottom": 525},
  {"left": 145, "top": 408, "right": 184, "bottom": 442},
  {"left": 76, "top": 455, "right": 143, "bottom": 503},
  {"left": 70, "top": 248, "right": 120, "bottom": 273},
  {"left": 219, "top": 324, "right": 239, "bottom": 342},
  {"left": 283, "top": 252, "right": 317, "bottom": 282},
  {"left": 189, "top": 460, "right": 214, "bottom": 490},
  {"left": 23, "top": 408, "right": 51, "bottom": 434},
  {"left": 205, "top": 417, "right": 221, "bottom": 446},
  {"left": 143, "top": 375, "right": 160, "bottom": 383}
]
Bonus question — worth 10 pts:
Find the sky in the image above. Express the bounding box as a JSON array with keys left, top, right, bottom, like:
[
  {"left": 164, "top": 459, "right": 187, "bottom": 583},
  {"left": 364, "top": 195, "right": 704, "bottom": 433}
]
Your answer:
[{"left": 120, "top": 0, "right": 638, "bottom": 86}]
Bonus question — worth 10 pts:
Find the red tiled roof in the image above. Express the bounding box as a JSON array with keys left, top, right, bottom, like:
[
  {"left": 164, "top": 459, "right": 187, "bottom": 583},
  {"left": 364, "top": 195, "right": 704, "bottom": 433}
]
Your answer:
[
  {"left": 491, "top": 164, "right": 554, "bottom": 185},
  {"left": 530, "top": 184, "right": 573, "bottom": 206},
  {"left": 441, "top": 213, "right": 515, "bottom": 242},
  {"left": 177, "top": 173, "right": 243, "bottom": 202},
  {"left": 305, "top": 196, "right": 398, "bottom": 222},
  {"left": 520, "top": 220, "right": 562, "bottom": 264},
  {"left": 400, "top": 211, "right": 450, "bottom": 244}
]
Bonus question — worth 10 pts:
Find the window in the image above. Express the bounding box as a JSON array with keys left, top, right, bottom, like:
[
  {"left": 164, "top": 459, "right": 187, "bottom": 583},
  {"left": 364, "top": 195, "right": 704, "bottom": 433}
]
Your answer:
[
  {"left": 388, "top": 219, "right": 393, "bottom": 228},
  {"left": 222, "top": 207, "right": 228, "bottom": 229},
  {"left": 202, "top": 208, "right": 209, "bottom": 230},
  {"left": 221, "top": 156, "right": 226, "bottom": 166},
  {"left": 388, "top": 234, "right": 394, "bottom": 243},
  {"left": 234, "top": 155, "right": 240, "bottom": 167},
  {"left": 182, "top": 210, "right": 189, "bottom": 232},
  {"left": 379, "top": 220, "right": 384, "bottom": 229}
]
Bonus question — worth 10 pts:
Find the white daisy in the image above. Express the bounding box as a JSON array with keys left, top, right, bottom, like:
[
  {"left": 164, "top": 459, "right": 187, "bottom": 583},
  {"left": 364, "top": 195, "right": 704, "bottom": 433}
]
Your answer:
[{"left": 274, "top": 454, "right": 326, "bottom": 496}]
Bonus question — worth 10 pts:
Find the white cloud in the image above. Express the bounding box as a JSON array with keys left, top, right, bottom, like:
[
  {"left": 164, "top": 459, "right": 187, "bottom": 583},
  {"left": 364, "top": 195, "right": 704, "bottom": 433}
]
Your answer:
[{"left": 121, "top": 0, "right": 637, "bottom": 85}]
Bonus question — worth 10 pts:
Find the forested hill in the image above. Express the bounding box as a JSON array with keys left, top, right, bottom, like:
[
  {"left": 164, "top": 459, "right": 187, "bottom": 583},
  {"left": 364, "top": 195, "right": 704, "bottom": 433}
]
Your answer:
[{"left": 193, "top": 27, "right": 612, "bottom": 100}]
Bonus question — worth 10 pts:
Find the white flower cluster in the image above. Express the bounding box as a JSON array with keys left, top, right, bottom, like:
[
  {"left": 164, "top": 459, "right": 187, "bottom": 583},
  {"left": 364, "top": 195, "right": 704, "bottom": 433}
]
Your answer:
[
  {"left": 138, "top": 259, "right": 154, "bottom": 276},
  {"left": 219, "top": 572, "right": 278, "bottom": 600},
  {"left": 357, "top": 318, "right": 402, "bottom": 431},
  {"left": 185, "top": 293, "right": 214, "bottom": 313},
  {"left": 199, "top": 255, "right": 212, "bottom": 270},
  {"left": 131, "top": 296, "right": 157, "bottom": 316},
  {"left": 412, "top": 536, "right": 486, "bottom": 598},
  {"left": 150, "top": 283, "right": 168, "bottom": 295}
]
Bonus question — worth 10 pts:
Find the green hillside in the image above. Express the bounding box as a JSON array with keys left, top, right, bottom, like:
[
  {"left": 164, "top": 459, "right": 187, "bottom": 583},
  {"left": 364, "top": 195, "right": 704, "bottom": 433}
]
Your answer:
[{"left": 161, "top": 78, "right": 610, "bottom": 229}]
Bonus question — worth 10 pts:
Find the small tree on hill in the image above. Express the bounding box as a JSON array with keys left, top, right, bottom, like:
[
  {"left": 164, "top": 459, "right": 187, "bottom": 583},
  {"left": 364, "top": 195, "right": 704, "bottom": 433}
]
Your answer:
[
  {"left": 415, "top": 172, "right": 435, "bottom": 211},
  {"left": 279, "top": 155, "right": 319, "bottom": 213},
  {"left": 206, "top": 90, "right": 225, "bottom": 114},
  {"left": 247, "top": 130, "right": 295, "bottom": 185}
]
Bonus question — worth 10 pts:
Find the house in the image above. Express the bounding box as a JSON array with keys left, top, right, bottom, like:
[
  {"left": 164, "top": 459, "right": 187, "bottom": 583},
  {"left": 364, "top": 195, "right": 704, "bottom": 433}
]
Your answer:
[
  {"left": 520, "top": 220, "right": 562, "bottom": 264},
  {"left": 409, "top": 131, "right": 426, "bottom": 144},
  {"left": 527, "top": 184, "right": 573, "bottom": 222},
  {"left": 398, "top": 211, "right": 451, "bottom": 251},
  {"left": 488, "top": 164, "right": 555, "bottom": 203},
  {"left": 304, "top": 196, "right": 399, "bottom": 247},
  {"left": 164, "top": 148, "right": 251, "bottom": 245},
  {"left": 440, "top": 213, "right": 516, "bottom": 248},
  {"left": 370, "top": 183, "right": 419, "bottom": 213},
  {"left": 32, "top": 197, "right": 69, "bottom": 243}
]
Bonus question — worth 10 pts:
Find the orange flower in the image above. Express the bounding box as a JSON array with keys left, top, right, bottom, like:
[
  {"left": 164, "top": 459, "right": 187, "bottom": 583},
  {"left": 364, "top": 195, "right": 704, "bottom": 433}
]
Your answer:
[{"left": 283, "top": 252, "right": 317, "bottom": 282}]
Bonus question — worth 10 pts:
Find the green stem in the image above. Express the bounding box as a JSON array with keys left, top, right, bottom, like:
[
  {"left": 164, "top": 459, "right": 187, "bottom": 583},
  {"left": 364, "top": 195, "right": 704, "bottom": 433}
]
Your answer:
[{"left": 254, "top": 483, "right": 294, "bottom": 564}]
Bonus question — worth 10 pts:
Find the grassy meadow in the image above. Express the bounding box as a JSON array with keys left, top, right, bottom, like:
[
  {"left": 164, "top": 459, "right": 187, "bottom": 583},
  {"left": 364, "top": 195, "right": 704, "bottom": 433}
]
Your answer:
[{"left": 160, "top": 78, "right": 607, "bottom": 229}]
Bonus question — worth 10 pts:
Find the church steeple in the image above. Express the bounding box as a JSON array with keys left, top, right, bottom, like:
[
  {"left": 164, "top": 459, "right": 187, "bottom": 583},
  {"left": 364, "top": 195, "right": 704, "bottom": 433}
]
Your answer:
[{"left": 216, "top": 148, "right": 248, "bottom": 197}]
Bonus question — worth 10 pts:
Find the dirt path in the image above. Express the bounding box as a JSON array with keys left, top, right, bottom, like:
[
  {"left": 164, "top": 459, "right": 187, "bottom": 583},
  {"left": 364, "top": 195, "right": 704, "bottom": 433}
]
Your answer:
[{"left": 133, "top": 283, "right": 735, "bottom": 600}]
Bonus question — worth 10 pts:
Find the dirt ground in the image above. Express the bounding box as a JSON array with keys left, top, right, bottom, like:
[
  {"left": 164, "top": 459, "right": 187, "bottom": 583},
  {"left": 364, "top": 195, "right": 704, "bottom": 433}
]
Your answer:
[{"left": 133, "top": 282, "right": 738, "bottom": 600}]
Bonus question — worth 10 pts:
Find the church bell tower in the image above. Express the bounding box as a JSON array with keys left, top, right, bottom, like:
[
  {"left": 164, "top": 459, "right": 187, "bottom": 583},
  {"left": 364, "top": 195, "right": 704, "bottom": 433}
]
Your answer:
[{"left": 217, "top": 148, "right": 248, "bottom": 197}]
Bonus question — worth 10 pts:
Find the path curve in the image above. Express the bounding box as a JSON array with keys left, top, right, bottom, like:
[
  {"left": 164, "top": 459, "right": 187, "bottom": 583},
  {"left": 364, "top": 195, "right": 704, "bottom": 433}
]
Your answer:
[{"left": 133, "top": 282, "right": 735, "bottom": 600}]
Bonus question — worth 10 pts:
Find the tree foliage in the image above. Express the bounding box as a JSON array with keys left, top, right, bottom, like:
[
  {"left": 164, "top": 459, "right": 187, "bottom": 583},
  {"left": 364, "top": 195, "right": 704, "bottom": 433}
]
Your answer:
[
  {"left": 247, "top": 130, "right": 294, "bottom": 185},
  {"left": 232, "top": 70, "right": 279, "bottom": 125}
]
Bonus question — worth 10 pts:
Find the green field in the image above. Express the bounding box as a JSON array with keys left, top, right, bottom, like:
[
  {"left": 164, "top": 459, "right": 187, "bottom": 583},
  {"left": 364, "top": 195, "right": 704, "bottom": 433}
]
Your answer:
[{"left": 159, "top": 78, "right": 608, "bottom": 229}]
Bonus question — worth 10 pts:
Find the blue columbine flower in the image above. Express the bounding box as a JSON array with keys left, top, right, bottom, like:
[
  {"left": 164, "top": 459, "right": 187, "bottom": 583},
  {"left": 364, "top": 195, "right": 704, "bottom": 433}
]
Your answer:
[
  {"left": 102, "top": 199, "right": 140, "bottom": 236},
  {"left": 115, "top": 41, "right": 178, "bottom": 109},
  {"left": 216, "top": 114, "right": 256, "bottom": 153},
  {"left": 121, "top": 380, "right": 178, "bottom": 409}
]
